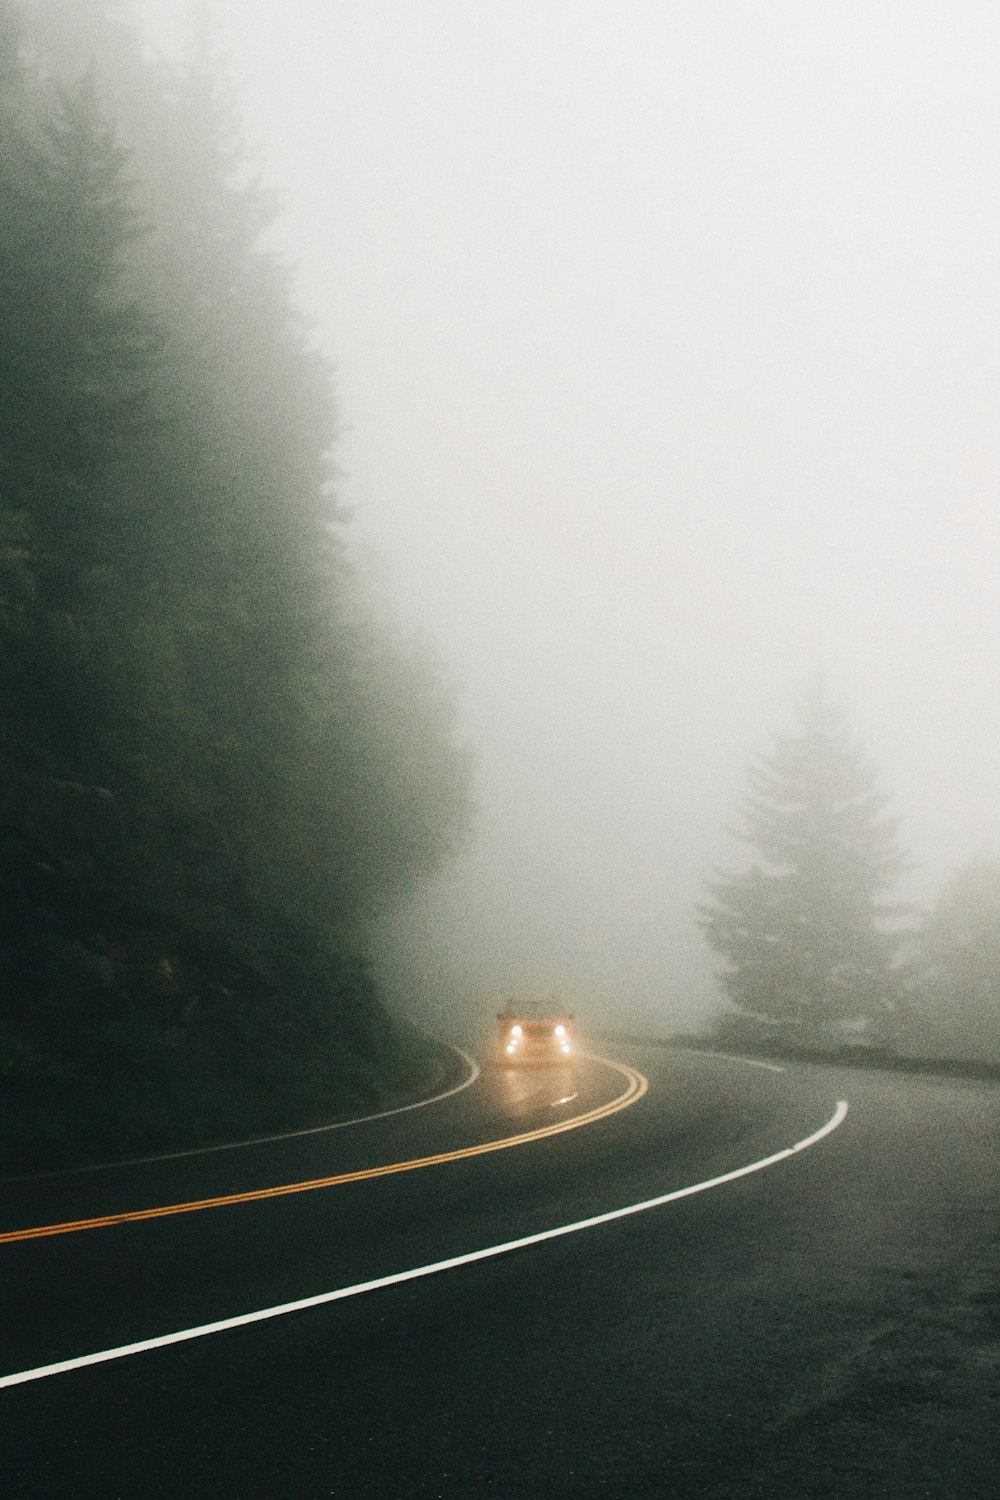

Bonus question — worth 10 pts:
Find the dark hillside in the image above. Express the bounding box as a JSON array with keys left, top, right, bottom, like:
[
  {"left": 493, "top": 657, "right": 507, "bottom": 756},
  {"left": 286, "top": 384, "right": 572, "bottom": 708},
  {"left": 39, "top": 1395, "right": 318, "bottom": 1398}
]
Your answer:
[{"left": 0, "top": 1, "right": 473, "bottom": 1173}]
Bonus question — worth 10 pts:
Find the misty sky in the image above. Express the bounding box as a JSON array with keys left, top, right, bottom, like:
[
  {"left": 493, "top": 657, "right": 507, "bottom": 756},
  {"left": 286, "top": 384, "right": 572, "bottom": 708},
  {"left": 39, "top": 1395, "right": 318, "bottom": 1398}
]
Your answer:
[{"left": 138, "top": 1, "right": 1000, "bottom": 1029}]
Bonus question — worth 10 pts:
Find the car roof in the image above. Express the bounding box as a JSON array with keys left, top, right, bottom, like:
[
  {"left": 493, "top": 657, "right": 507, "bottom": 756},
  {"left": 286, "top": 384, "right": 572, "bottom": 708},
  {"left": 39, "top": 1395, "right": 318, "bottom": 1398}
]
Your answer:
[{"left": 499, "top": 999, "right": 572, "bottom": 1022}]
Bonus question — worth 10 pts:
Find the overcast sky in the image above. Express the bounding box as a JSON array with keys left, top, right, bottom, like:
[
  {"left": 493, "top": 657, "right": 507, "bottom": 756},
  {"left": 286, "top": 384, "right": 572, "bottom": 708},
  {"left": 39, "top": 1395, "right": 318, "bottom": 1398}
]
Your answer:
[{"left": 140, "top": 1, "right": 1000, "bottom": 1030}]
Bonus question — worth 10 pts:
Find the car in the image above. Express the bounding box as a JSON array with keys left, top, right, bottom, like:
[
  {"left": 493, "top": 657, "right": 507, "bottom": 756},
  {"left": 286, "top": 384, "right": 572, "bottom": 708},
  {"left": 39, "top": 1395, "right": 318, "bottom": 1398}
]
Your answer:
[{"left": 496, "top": 999, "right": 575, "bottom": 1065}]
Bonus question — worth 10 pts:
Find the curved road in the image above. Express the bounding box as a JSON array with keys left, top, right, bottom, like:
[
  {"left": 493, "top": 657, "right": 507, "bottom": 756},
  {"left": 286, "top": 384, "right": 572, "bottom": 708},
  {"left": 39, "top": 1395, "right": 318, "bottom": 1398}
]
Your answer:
[{"left": 2, "top": 1040, "right": 998, "bottom": 1497}]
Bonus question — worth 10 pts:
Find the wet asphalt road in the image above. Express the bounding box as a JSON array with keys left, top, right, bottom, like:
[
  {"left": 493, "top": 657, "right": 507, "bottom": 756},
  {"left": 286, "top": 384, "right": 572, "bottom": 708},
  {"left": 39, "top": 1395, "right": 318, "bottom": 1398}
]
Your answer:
[{"left": 2, "top": 1041, "right": 998, "bottom": 1497}]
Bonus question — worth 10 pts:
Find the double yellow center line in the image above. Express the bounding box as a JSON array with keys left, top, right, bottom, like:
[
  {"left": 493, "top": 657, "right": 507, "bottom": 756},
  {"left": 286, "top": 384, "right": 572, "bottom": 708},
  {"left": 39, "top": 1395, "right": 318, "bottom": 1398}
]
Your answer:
[{"left": 1, "top": 1055, "right": 647, "bottom": 1245}]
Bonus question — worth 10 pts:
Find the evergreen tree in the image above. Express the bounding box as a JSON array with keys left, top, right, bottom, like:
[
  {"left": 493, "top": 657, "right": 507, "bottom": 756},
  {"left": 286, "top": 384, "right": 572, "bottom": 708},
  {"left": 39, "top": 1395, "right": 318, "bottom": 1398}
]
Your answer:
[
  {"left": 699, "top": 676, "right": 906, "bottom": 1042},
  {"left": 905, "top": 861, "right": 1000, "bottom": 1063},
  {"left": 0, "top": 18, "right": 157, "bottom": 777}
]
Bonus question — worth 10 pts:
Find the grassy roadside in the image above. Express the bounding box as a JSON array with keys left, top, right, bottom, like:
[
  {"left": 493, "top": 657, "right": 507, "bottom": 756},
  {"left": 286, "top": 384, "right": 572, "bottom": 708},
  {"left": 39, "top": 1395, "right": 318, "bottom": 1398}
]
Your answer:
[
  {"left": 595, "top": 1025, "right": 1000, "bottom": 1084},
  {"left": 0, "top": 778, "right": 472, "bottom": 1179},
  {"left": 0, "top": 1014, "right": 465, "bottom": 1180}
]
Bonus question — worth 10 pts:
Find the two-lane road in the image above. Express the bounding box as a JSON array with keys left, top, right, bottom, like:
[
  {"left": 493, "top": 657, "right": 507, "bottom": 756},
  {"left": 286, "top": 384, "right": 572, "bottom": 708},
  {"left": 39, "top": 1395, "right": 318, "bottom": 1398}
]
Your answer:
[{"left": 2, "top": 1042, "right": 998, "bottom": 1496}]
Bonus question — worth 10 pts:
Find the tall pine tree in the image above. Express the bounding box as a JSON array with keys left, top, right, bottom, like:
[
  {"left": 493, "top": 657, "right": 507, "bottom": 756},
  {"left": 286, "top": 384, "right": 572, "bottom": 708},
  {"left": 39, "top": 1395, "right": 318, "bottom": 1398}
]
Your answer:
[
  {"left": 699, "top": 675, "right": 906, "bottom": 1044},
  {"left": 905, "top": 861, "right": 1000, "bottom": 1064},
  {"left": 0, "top": 17, "right": 157, "bottom": 778}
]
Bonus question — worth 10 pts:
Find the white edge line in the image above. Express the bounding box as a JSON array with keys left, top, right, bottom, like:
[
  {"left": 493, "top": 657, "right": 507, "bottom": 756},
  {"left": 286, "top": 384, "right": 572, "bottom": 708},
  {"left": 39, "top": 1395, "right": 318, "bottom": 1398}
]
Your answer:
[
  {"left": 0, "top": 1100, "right": 848, "bottom": 1391},
  {"left": 692, "top": 1049, "right": 786, "bottom": 1073},
  {"left": 2, "top": 1046, "right": 481, "bottom": 1182}
]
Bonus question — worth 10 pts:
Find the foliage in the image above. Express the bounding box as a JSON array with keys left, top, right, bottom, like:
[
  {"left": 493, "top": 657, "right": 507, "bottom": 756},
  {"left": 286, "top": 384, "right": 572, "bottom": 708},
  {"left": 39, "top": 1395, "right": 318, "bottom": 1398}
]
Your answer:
[
  {"left": 698, "top": 675, "right": 906, "bottom": 1043},
  {"left": 0, "top": 1, "right": 474, "bottom": 1168},
  {"left": 903, "top": 861, "right": 1000, "bottom": 1064}
]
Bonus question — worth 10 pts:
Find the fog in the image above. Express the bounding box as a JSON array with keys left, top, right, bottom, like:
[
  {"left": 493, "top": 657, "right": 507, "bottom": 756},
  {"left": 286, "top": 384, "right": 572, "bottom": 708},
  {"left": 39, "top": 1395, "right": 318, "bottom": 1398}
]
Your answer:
[{"left": 141, "top": 1, "right": 1000, "bottom": 1033}]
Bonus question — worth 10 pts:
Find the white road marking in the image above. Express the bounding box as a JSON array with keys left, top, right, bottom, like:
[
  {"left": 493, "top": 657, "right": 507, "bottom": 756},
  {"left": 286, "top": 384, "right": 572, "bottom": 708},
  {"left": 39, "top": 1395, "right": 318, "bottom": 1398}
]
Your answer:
[
  {"left": 4, "top": 1047, "right": 481, "bottom": 1181},
  {"left": 551, "top": 1093, "right": 579, "bottom": 1107},
  {"left": 693, "top": 1049, "right": 786, "bottom": 1073},
  {"left": 0, "top": 1100, "right": 848, "bottom": 1389},
  {"left": 0, "top": 1055, "right": 643, "bottom": 1246}
]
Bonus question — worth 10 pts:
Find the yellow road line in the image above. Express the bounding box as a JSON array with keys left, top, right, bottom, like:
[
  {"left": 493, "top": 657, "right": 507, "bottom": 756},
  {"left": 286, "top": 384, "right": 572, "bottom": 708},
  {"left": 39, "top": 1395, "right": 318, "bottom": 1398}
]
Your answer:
[{"left": 1, "top": 1054, "right": 647, "bottom": 1245}]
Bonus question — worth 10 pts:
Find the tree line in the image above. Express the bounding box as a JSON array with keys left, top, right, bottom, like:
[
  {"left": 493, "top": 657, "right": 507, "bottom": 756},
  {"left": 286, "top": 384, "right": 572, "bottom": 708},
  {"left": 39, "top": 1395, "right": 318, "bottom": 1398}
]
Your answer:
[
  {"left": 0, "top": 0, "right": 473, "bottom": 1170},
  {"left": 699, "top": 672, "right": 1000, "bottom": 1067}
]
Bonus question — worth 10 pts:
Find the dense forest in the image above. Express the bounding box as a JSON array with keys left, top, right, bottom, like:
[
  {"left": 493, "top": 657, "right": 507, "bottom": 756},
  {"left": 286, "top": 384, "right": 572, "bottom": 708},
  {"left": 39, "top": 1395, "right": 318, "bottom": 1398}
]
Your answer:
[{"left": 0, "top": 0, "right": 474, "bottom": 1172}]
